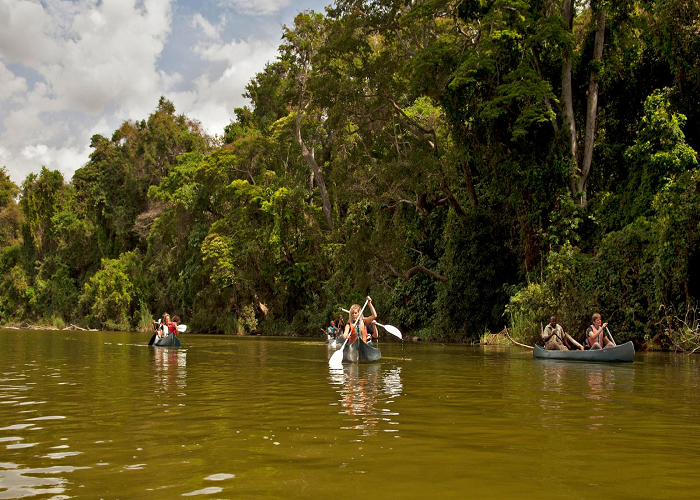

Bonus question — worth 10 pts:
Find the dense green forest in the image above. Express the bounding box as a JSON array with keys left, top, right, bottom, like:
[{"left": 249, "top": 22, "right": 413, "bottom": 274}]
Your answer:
[{"left": 1, "top": 0, "right": 699, "bottom": 346}]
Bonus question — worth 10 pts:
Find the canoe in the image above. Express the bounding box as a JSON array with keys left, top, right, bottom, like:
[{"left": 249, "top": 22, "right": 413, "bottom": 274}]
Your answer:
[
  {"left": 153, "top": 333, "right": 181, "bottom": 347},
  {"left": 533, "top": 341, "right": 635, "bottom": 363},
  {"left": 342, "top": 339, "right": 381, "bottom": 364}
]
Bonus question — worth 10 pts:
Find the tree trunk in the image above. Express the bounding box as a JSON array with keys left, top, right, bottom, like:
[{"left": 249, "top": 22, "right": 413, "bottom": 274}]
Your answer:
[
  {"left": 562, "top": 1, "right": 606, "bottom": 207},
  {"left": 296, "top": 81, "right": 333, "bottom": 231},
  {"left": 462, "top": 158, "right": 478, "bottom": 209},
  {"left": 576, "top": 5, "right": 606, "bottom": 207},
  {"left": 561, "top": 0, "right": 578, "bottom": 198}
]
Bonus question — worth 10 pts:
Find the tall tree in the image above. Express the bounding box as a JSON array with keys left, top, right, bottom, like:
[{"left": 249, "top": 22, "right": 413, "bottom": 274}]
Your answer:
[{"left": 281, "top": 13, "right": 335, "bottom": 231}]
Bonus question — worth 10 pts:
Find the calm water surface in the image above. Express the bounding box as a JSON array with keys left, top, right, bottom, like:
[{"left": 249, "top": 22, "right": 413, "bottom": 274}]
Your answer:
[{"left": 1, "top": 329, "right": 699, "bottom": 498}]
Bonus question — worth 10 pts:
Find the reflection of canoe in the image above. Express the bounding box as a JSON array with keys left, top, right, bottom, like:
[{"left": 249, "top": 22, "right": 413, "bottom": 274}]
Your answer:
[
  {"left": 533, "top": 341, "right": 635, "bottom": 363},
  {"left": 154, "top": 333, "right": 181, "bottom": 347},
  {"left": 343, "top": 339, "right": 381, "bottom": 363}
]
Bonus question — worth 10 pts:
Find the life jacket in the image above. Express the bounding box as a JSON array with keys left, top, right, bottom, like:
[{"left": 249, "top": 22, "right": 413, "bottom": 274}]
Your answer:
[
  {"left": 349, "top": 321, "right": 367, "bottom": 343},
  {"left": 586, "top": 325, "right": 601, "bottom": 347}
]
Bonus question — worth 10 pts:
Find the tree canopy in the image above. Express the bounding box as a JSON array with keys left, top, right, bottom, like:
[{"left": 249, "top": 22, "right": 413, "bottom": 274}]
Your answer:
[{"left": 1, "top": 1, "right": 698, "bottom": 345}]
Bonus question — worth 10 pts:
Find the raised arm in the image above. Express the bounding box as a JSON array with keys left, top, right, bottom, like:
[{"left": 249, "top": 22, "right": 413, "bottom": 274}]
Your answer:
[{"left": 363, "top": 296, "right": 377, "bottom": 324}]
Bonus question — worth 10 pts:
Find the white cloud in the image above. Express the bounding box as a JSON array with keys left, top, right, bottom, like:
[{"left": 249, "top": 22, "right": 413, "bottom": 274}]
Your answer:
[
  {"left": 21, "top": 144, "right": 49, "bottom": 161},
  {"left": 0, "top": 60, "right": 27, "bottom": 100},
  {"left": 0, "top": 0, "right": 177, "bottom": 183},
  {"left": 0, "top": 0, "right": 63, "bottom": 65},
  {"left": 19, "top": 142, "right": 91, "bottom": 181},
  {"left": 178, "top": 36, "right": 279, "bottom": 136},
  {"left": 41, "top": 0, "right": 175, "bottom": 115},
  {"left": 0, "top": 0, "right": 327, "bottom": 185},
  {"left": 218, "top": 0, "right": 291, "bottom": 16},
  {"left": 192, "top": 12, "right": 225, "bottom": 40}
]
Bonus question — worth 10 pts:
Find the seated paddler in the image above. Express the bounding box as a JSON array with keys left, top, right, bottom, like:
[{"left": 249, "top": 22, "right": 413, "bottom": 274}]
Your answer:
[
  {"left": 327, "top": 320, "right": 338, "bottom": 341},
  {"left": 342, "top": 296, "right": 378, "bottom": 343},
  {"left": 541, "top": 315, "right": 583, "bottom": 351}
]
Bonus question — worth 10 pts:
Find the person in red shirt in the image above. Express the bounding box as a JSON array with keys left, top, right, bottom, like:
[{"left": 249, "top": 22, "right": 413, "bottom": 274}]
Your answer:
[{"left": 169, "top": 315, "right": 181, "bottom": 335}]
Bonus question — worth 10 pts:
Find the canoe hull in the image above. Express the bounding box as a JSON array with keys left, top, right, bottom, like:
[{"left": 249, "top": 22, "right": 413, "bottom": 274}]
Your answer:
[
  {"left": 342, "top": 339, "right": 381, "bottom": 363},
  {"left": 533, "top": 341, "right": 634, "bottom": 363},
  {"left": 153, "top": 333, "right": 181, "bottom": 347}
]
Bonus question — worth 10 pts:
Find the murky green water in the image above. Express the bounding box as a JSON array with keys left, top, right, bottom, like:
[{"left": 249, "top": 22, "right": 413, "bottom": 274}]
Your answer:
[{"left": 1, "top": 329, "right": 699, "bottom": 498}]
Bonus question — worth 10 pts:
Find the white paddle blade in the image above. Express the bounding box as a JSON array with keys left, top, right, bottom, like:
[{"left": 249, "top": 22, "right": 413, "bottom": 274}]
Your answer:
[
  {"left": 177, "top": 324, "right": 187, "bottom": 333},
  {"left": 382, "top": 324, "right": 402, "bottom": 340},
  {"left": 329, "top": 348, "right": 344, "bottom": 368}
]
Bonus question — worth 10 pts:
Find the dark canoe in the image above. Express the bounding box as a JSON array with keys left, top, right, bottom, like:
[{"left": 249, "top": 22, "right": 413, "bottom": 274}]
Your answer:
[
  {"left": 533, "top": 341, "right": 635, "bottom": 363},
  {"left": 153, "top": 333, "right": 181, "bottom": 347},
  {"left": 342, "top": 339, "right": 381, "bottom": 363}
]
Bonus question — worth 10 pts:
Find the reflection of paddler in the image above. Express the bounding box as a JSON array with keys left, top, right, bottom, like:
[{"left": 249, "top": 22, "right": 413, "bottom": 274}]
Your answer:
[{"left": 340, "top": 365, "right": 381, "bottom": 430}]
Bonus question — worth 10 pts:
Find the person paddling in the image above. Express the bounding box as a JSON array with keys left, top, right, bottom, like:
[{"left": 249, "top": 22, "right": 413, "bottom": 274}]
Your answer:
[
  {"left": 327, "top": 320, "right": 338, "bottom": 341},
  {"left": 586, "top": 313, "right": 616, "bottom": 349},
  {"left": 156, "top": 312, "right": 170, "bottom": 339},
  {"left": 170, "top": 316, "right": 181, "bottom": 336},
  {"left": 342, "top": 296, "right": 377, "bottom": 344},
  {"left": 542, "top": 315, "right": 583, "bottom": 351}
]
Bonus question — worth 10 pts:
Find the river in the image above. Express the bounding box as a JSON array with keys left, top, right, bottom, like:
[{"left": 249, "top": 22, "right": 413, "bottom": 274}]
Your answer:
[{"left": 1, "top": 329, "right": 699, "bottom": 498}]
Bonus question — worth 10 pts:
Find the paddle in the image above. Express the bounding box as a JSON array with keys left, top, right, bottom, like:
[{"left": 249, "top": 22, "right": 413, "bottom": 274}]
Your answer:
[
  {"left": 329, "top": 299, "right": 369, "bottom": 368},
  {"left": 148, "top": 319, "right": 161, "bottom": 346},
  {"left": 605, "top": 326, "right": 616, "bottom": 345},
  {"left": 177, "top": 324, "right": 187, "bottom": 333},
  {"left": 341, "top": 308, "right": 402, "bottom": 340}
]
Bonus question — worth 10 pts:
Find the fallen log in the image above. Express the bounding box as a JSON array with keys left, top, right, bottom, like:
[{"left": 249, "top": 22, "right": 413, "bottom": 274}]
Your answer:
[{"left": 503, "top": 326, "right": 534, "bottom": 350}]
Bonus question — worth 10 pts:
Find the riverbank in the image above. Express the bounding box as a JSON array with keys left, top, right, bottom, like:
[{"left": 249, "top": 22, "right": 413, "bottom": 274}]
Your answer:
[{"left": 1, "top": 322, "right": 99, "bottom": 332}]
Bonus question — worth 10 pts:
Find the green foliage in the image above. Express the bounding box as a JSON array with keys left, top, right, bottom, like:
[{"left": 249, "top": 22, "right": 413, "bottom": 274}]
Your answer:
[
  {"left": 78, "top": 252, "right": 143, "bottom": 330},
  {"left": 0, "top": 262, "right": 36, "bottom": 322},
  {"left": 2, "top": 2, "right": 700, "bottom": 345},
  {"left": 19, "top": 167, "right": 68, "bottom": 260},
  {"left": 435, "top": 210, "right": 519, "bottom": 340},
  {"left": 34, "top": 257, "right": 78, "bottom": 324},
  {"left": 619, "top": 89, "right": 698, "bottom": 223},
  {"left": 0, "top": 167, "right": 19, "bottom": 207}
]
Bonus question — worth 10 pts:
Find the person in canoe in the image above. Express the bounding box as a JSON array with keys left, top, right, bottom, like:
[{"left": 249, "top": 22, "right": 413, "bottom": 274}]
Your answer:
[
  {"left": 342, "top": 296, "right": 378, "bottom": 344},
  {"left": 327, "top": 320, "right": 339, "bottom": 341},
  {"left": 169, "top": 315, "right": 181, "bottom": 336},
  {"left": 153, "top": 312, "right": 170, "bottom": 339},
  {"left": 542, "top": 315, "right": 583, "bottom": 351},
  {"left": 366, "top": 320, "right": 379, "bottom": 344},
  {"left": 586, "top": 313, "right": 616, "bottom": 349}
]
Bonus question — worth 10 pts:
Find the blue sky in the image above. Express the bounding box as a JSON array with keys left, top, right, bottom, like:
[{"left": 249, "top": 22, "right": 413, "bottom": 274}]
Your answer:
[{"left": 0, "top": 0, "right": 330, "bottom": 184}]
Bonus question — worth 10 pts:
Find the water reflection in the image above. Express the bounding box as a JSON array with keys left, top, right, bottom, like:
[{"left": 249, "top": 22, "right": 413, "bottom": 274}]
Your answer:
[
  {"left": 0, "top": 463, "right": 90, "bottom": 498},
  {"left": 329, "top": 364, "right": 403, "bottom": 436},
  {"left": 1, "top": 365, "right": 87, "bottom": 499},
  {"left": 152, "top": 348, "right": 187, "bottom": 392},
  {"left": 534, "top": 359, "right": 636, "bottom": 431},
  {"left": 534, "top": 360, "right": 635, "bottom": 395}
]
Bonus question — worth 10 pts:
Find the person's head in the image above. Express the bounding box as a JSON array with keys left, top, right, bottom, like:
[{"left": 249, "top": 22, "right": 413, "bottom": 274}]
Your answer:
[
  {"left": 162, "top": 312, "right": 170, "bottom": 323},
  {"left": 549, "top": 315, "right": 558, "bottom": 327},
  {"left": 172, "top": 315, "right": 180, "bottom": 324},
  {"left": 348, "top": 304, "right": 361, "bottom": 325},
  {"left": 592, "top": 313, "right": 601, "bottom": 326},
  {"left": 330, "top": 320, "right": 335, "bottom": 327}
]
